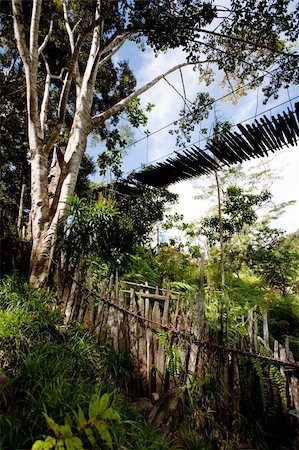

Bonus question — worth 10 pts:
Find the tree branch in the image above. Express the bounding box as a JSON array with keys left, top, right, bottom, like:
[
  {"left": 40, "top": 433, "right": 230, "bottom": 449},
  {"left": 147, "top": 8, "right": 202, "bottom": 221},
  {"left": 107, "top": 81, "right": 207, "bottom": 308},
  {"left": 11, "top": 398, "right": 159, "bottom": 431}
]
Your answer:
[
  {"left": 44, "top": 124, "right": 64, "bottom": 156},
  {"left": 80, "top": 4, "right": 102, "bottom": 95},
  {"left": 40, "top": 54, "right": 51, "bottom": 134},
  {"left": 29, "top": 0, "right": 42, "bottom": 73},
  {"left": 12, "top": 0, "right": 41, "bottom": 136},
  {"left": 96, "top": 34, "right": 128, "bottom": 72},
  {"left": 62, "top": 0, "right": 82, "bottom": 94},
  {"left": 12, "top": 0, "right": 30, "bottom": 68},
  {"left": 91, "top": 60, "right": 211, "bottom": 129},
  {"left": 197, "top": 28, "right": 299, "bottom": 59},
  {"left": 38, "top": 19, "right": 53, "bottom": 56},
  {"left": 56, "top": 32, "right": 84, "bottom": 124}
]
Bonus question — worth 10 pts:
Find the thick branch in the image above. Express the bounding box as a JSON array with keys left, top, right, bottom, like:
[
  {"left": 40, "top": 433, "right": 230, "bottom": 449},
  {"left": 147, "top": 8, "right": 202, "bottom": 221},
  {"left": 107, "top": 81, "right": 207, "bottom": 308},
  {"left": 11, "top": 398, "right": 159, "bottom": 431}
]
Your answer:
[
  {"left": 80, "top": 5, "right": 102, "bottom": 97},
  {"left": 12, "top": 0, "right": 41, "bottom": 137},
  {"left": 12, "top": 0, "right": 30, "bottom": 68},
  {"left": 101, "top": 31, "right": 130, "bottom": 56},
  {"left": 56, "top": 33, "right": 84, "bottom": 123},
  {"left": 29, "top": 0, "right": 42, "bottom": 73},
  {"left": 62, "top": 0, "right": 82, "bottom": 94},
  {"left": 44, "top": 124, "right": 64, "bottom": 156},
  {"left": 40, "top": 55, "right": 51, "bottom": 134},
  {"left": 96, "top": 34, "right": 128, "bottom": 72},
  {"left": 91, "top": 61, "right": 211, "bottom": 129}
]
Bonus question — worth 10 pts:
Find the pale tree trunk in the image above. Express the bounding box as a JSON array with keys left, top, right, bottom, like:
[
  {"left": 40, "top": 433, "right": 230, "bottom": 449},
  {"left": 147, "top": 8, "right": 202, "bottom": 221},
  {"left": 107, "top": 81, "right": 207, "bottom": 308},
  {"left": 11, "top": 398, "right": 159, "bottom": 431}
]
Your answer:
[
  {"left": 29, "top": 89, "right": 92, "bottom": 286},
  {"left": 17, "top": 177, "right": 26, "bottom": 236},
  {"left": 12, "top": 0, "right": 209, "bottom": 287}
]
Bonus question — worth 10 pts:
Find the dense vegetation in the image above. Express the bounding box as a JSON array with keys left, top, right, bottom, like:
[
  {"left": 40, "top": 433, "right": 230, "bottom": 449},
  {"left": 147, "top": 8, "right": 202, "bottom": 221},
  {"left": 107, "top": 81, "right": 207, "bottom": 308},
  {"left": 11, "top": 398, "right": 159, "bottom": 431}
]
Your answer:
[
  {"left": 0, "top": 275, "right": 172, "bottom": 450},
  {"left": 1, "top": 166, "right": 299, "bottom": 448},
  {"left": 1, "top": 1, "right": 299, "bottom": 448}
]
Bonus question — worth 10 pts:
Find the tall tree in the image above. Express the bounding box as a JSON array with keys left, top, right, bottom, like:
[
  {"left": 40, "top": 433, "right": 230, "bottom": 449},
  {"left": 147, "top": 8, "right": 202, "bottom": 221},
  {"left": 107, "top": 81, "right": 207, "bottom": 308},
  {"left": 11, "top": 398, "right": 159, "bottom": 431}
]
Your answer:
[{"left": 5, "top": 0, "right": 299, "bottom": 286}]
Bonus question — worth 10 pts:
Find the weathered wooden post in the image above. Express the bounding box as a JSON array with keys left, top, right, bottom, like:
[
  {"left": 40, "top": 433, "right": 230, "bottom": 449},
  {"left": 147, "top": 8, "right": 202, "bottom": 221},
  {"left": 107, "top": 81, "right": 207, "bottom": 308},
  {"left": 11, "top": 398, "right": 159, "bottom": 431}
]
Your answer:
[{"left": 263, "top": 312, "right": 270, "bottom": 350}]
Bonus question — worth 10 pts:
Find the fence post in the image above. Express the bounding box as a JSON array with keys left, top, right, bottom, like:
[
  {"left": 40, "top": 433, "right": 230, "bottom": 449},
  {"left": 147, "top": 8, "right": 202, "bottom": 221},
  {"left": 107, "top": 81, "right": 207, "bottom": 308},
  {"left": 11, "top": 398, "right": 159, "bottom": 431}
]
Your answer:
[
  {"left": 195, "top": 252, "right": 205, "bottom": 340},
  {"left": 253, "top": 311, "right": 258, "bottom": 353},
  {"left": 137, "top": 288, "right": 147, "bottom": 393},
  {"left": 152, "top": 294, "right": 161, "bottom": 393},
  {"left": 248, "top": 310, "right": 254, "bottom": 352},
  {"left": 82, "top": 295, "right": 95, "bottom": 330},
  {"left": 263, "top": 312, "right": 270, "bottom": 350},
  {"left": 128, "top": 288, "right": 140, "bottom": 394},
  {"left": 156, "top": 290, "right": 167, "bottom": 394},
  {"left": 145, "top": 283, "right": 152, "bottom": 394}
]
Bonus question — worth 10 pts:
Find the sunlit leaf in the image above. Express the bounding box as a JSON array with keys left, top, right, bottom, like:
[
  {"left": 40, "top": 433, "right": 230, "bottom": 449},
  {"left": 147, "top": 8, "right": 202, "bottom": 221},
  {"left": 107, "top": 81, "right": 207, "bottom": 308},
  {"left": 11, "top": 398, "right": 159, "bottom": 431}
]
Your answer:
[
  {"left": 85, "top": 427, "right": 96, "bottom": 445},
  {"left": 102, "top": 407, "right": 120, "bottom": 421},
  {"left": 98, "top": 393, "right": 111, "bottom": 415},
  {"left": 43, "top": 414, "right": 61, "bottom": 438},
  {"left": 89, "top": 394, "right": 100, "bottom": 419}
]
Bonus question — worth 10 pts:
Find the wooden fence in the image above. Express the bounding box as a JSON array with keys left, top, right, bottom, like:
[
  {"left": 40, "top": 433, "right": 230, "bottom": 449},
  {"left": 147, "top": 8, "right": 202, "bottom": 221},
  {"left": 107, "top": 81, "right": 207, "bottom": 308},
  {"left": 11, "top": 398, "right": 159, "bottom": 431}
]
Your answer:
[{"left": 61, "top": 275, "right": 299, "bottom": 426}]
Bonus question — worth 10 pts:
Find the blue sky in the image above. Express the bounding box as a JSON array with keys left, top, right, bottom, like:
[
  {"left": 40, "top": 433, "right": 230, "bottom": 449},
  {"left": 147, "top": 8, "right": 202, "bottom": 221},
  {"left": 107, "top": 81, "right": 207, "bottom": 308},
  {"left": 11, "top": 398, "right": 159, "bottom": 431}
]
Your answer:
[{"left": 88, "top": 40, "right": 299, "bottom": 234}]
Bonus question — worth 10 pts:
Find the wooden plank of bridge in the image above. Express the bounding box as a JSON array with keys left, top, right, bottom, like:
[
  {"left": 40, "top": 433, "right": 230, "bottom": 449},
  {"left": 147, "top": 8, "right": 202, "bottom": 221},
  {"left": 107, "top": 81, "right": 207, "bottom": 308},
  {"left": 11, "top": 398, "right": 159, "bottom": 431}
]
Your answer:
[
  {"left": 232, "top": 342, "right": 241, "bottom": 433},
  {"left": 176, "top": 300, "right": 188, "bottom": 381},
  {"left": 248, "top": 310, "right": 254, "bottom": 352}
]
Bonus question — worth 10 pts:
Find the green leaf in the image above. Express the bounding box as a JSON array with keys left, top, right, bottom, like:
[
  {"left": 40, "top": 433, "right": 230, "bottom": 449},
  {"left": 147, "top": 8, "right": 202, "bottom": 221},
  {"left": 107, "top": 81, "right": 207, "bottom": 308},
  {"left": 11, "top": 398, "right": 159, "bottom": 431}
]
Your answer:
[
  {"left": 76, "top": 406, "right": 87, "bottom": 429},
  {"left": 89, "top": 394, "right": 100, "bottom": 419},
  {"left": 43, "top": 414, "right": 61, "bottom": 438},
  {"left": 64, "top": 437, "right": 84, "bottom": 450},
  {"left": 85, "top": 428, "right": 96, "bottom": 445},
  {"left": 60, "top": 424, "right": 73, "bottom": 439},
  {"left": 55, "top": 439, "right": 64, "bottom": 449},
  {"left": 95, "top": 422, "right": 113, "bottom": 449},
  {"left": 31, "top": 436, "right": 56, "bottom": 450},
  {"left": 102, "top": 407, "right": 120, "bottom": 421},
  {"left": 98, "top": 393, "right": 111, "bottom": 416}
]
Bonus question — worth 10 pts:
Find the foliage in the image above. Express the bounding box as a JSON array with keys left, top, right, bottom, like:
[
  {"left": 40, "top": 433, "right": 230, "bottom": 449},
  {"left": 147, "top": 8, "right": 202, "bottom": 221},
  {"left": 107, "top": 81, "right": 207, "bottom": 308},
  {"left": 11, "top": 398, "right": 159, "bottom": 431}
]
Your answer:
[
  {"left": 200, "top": 186, "right": 271, "bottom": 246},
  {"left": 0, "top": 275, "right": 171, "bottom": 450},
  {"left": 155, "top": 244, "right": 199, "bottom": 284},
  {"left": 32, "top": 393, "right": 121, "bottom": 450},
  {"left": 158, "top": 331, "right": 181, "bottom": 379},
  {"left": 113, "top": 179, "right": 178, "bottom": 247},
  {"left": 57, "top": 195, "right": 135, "bottom": 268},
  {"left": 246, "top": 226, "right": 299, "bottom": 296},
  {"left": 123, "top": 243, "right": 200, "bottom": 289},
  {"left": 124, "top": 252, "right": 161, "bottom": 286}
]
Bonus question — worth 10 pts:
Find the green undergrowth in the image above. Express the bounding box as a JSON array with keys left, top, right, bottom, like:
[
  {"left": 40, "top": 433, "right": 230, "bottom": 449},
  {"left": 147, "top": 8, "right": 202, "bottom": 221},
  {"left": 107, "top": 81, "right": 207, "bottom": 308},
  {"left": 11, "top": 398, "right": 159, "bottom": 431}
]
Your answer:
[{"left": 0, "top": 275, "right": 170, "bottom": 450}]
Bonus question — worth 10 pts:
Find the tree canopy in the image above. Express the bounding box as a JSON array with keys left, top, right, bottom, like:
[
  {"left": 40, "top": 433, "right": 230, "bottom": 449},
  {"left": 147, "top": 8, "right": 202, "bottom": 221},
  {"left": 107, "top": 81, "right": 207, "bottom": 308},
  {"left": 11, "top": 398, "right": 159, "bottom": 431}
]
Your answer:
[{"left": 1, "top": 0, "right": 298, "bottom": 285}]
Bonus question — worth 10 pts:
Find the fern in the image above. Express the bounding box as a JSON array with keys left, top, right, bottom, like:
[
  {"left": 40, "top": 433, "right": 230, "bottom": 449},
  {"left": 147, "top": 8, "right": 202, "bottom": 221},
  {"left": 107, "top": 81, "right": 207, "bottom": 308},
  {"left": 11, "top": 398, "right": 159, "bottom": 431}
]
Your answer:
[
  {"left": 269, "top": 364, "right": 287, "bottom": 412},
  {"left": 158, "top": 330, "right": 181, "bottom": 378},
  {"left": 237, "top": 355, "right": 249, "bottom": 403},
  {"left": 251, "top": 358, "right": 269, "bottom": 413}
]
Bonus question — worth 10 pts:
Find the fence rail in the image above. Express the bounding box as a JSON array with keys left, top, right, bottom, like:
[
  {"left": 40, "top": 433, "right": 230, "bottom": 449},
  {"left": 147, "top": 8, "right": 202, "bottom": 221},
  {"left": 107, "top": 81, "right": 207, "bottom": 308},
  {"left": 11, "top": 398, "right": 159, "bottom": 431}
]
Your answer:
[{"left": 60, "top": 274, "right": 299, "bottom": 421}]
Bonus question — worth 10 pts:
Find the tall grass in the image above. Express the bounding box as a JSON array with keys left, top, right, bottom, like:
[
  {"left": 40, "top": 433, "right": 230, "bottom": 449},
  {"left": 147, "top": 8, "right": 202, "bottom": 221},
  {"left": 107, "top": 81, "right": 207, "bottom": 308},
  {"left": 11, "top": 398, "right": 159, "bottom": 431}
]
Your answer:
[{"left": 0, "top": 275, "right": 170, "bottom": 450}]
